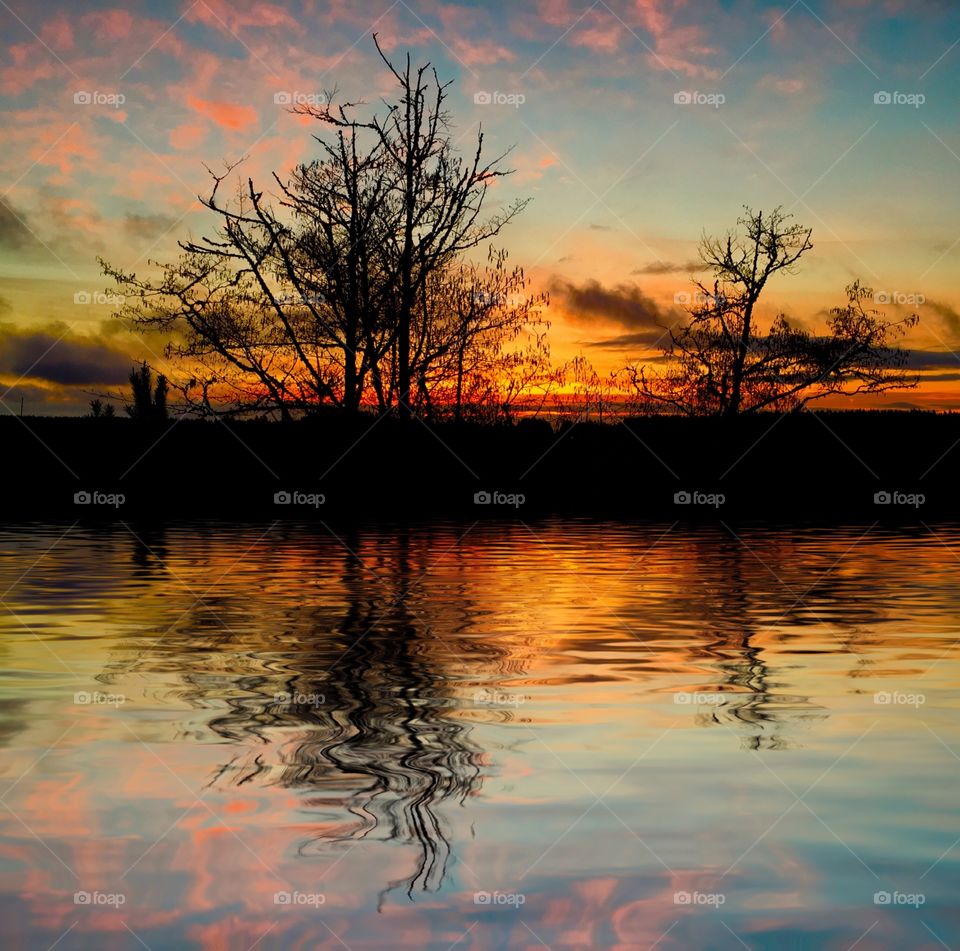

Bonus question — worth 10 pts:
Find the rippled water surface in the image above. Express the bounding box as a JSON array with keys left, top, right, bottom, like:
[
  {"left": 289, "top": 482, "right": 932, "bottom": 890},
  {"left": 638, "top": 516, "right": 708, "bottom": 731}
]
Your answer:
[{"left": 1, "top": 520, "right": 959, "bottom": 950}]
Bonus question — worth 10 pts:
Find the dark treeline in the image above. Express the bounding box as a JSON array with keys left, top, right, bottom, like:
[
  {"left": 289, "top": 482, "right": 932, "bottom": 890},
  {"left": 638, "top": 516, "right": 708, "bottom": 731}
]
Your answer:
[{"left": 3, "top": 410, "right": 954, "bottom": 519}]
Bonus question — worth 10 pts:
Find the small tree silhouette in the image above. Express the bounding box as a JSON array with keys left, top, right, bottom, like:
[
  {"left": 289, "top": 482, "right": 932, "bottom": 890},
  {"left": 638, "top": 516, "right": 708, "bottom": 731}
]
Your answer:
[
  {"left": 126, "top": 362, "right": 169, "bottom": 421},
  {"left": 88, "top": 399, "right": 117, "bottom": 418}
]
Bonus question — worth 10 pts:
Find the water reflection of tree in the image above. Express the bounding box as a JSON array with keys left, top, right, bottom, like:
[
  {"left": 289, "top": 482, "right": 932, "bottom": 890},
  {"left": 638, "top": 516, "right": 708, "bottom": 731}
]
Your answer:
[
  {"left": 95, "top": 521, "right": 939, "bottom": 886},
  {"left": 685, "top": 533, "right": 812, "bottom": 750},
  {"left": 677, "top": 528, "right": 902, "bottom": 749},
  {"left": 618, "top": 528, "right": 884, "bottom": 750},
  {"left": 106, "top": 525, "right": 509, "bottom": 899}
]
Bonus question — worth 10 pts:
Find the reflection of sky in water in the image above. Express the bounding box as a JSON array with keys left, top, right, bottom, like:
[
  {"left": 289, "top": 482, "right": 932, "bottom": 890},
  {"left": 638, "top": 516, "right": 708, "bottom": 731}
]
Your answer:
[{"left": 0, "top": 522, "right": 958, "bottom": 949}]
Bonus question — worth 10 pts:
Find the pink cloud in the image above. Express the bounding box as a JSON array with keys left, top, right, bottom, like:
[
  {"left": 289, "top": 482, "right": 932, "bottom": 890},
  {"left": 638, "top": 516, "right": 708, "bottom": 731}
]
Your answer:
[
  {"left": 536, "top": 0, "right": 578, "bottom": 29},
  {"left": 517, "top": 0, "right": 717, "bottom": 77},
  {"left": 187, "top": 95, "right": 258, "bottom": 131},
  {"left": 40, "top": 15, "right": 75, "bottom": 51},
  {"left": 572, "top": 22, "right": 624, "bottom": 54},
  {"left": 38, "top": 125, "right": 100, "bottom": 176},
  {"left": 633, "top": 0, "right": 674, "bottom": 39},
  {"left": 87, "top": 8, "right": 136, "bottom": 42},
  {"left": 649, "top": 24, "right": 721, "bottom": 78},
  {"left": 186, "top": 0, "right": 299, "bottom": 33},
  {"left": 431, "top": 5, "right": 518, "bottom": 65},
  {"left": 0, "top": 52, "right": 59, "bottom": 96},
  {"left": 758, "top": 75, "right": 808, "bottom": 95}
]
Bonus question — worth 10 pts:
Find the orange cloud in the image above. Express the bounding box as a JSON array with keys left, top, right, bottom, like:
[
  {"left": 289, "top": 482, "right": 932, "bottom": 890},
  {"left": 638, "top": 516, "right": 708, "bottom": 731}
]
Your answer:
[{"left": 187, "top": 95, "right": 258, "bottom": 131}]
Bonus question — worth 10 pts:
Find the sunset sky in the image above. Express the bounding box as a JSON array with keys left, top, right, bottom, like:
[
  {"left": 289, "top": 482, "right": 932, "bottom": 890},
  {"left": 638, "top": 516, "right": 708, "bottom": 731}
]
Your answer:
[{"left": 3, "top": 0, "right": 960, "bottom": 412}]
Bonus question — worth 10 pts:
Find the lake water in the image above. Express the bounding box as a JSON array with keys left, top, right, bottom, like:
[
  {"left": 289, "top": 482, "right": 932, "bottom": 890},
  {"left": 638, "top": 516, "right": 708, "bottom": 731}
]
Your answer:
[{"left": 0, "top": 520, "right": 958, "bottom": 950}]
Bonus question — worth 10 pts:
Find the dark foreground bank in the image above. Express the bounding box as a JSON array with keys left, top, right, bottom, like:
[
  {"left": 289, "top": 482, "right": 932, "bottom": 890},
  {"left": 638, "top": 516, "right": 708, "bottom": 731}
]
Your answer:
[{"left": 0, "top": 410, "right": 952, "bottom": 520}]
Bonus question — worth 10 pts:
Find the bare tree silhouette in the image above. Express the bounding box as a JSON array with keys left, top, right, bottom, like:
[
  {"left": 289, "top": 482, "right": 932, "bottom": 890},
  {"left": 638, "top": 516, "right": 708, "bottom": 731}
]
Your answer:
[
  {"left": 101, "top": 38, "right": 548, "bottom": 421},
  {"left": 625, "top": 207, "right": 918, "bottom": 415}
]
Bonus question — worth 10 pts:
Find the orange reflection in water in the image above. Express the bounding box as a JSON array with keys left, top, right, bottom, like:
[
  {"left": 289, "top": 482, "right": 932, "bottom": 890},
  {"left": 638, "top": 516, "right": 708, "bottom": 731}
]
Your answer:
[{"left": 1, "top": 522, "right": 958, "bottom": 949}]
